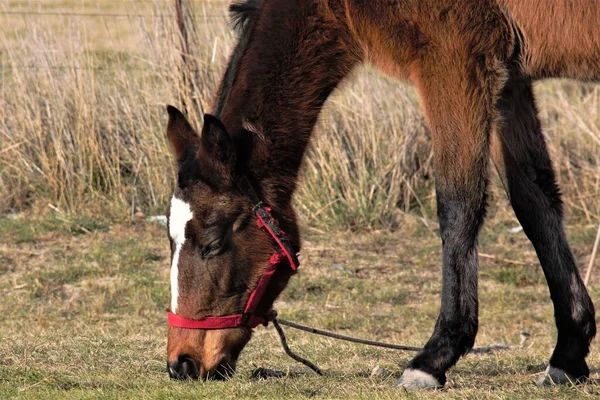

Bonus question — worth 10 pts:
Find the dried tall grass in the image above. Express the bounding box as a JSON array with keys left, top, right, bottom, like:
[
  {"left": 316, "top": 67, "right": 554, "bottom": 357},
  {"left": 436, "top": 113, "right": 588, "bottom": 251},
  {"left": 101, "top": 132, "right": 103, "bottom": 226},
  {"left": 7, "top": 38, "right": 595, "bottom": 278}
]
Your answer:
[
  {"left": 0, "top": 1, "right": 599, "bottom": 230},
  {"left": 0, "top": 0, "right": 226, "bottom": 216}
]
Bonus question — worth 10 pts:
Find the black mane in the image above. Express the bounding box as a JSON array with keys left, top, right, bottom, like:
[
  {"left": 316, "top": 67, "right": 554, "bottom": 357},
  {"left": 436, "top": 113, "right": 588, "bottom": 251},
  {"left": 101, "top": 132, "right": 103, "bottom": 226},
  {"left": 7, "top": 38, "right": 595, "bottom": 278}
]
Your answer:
[
  {"left": 214, "top": 1, "right": 263, "bottom": 118},
  {"left": 229, "top": 0, "right": 262, "bottom": 31}
]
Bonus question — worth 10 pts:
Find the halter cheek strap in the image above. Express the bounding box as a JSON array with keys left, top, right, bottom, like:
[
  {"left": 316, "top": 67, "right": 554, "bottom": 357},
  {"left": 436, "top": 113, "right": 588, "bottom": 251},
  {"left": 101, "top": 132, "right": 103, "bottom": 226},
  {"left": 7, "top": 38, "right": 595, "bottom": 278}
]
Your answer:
[{"left": 167, "top": 193, "right": 299, "bottom": 330}]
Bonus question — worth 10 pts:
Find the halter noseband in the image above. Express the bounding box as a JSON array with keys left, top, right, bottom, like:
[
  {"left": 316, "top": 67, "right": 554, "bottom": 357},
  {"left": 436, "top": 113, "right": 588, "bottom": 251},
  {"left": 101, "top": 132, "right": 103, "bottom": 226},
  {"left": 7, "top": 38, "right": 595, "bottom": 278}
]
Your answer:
[{"left": 166, "top": 179, "right": 299, "bottom": 330}]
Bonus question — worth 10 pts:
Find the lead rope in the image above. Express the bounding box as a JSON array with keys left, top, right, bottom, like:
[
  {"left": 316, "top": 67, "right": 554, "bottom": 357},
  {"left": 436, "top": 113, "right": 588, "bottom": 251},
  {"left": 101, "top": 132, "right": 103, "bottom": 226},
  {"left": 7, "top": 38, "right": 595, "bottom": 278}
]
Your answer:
[
  {"left": 271, "top": 317, "right": 324, "bottom": 376},
  {"left": 267, "top": 309, "right": 516, "bottom": 376}
]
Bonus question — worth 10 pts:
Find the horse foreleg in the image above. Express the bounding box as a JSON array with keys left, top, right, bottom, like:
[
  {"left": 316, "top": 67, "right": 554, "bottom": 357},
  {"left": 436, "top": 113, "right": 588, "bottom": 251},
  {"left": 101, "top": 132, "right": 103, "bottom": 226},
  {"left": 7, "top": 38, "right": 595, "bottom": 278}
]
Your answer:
[{"left": 398, "top": 53, "right": 505, "bottom": 390}]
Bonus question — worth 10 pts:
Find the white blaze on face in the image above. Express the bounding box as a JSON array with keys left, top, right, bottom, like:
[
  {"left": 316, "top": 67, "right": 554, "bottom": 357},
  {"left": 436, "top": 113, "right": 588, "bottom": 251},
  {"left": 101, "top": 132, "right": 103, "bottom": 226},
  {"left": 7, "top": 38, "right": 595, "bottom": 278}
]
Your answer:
[{"left": 169, "top": 195, "right": 193, "bottom": 314}]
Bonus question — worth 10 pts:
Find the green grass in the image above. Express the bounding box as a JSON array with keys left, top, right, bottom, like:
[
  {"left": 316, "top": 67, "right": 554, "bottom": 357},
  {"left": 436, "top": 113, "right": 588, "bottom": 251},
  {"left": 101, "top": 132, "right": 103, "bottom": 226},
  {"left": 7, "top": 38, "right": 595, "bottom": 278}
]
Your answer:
[{"left": 1, "top": 215, "right": 600, "bottom": 399}]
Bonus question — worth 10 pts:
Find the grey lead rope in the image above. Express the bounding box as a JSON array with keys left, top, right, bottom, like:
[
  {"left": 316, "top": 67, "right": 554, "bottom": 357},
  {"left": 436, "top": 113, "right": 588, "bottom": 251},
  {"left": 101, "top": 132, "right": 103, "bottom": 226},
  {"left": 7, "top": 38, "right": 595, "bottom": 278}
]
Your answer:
[
  {"left": 271, "top": 318, "right": 324, "bottom": 376},
  {"left": 275, "top": 318, "right": 422, "bottom": 352},
  {"left": 268, "top": 309, "right": 517, "bottom": 376}
]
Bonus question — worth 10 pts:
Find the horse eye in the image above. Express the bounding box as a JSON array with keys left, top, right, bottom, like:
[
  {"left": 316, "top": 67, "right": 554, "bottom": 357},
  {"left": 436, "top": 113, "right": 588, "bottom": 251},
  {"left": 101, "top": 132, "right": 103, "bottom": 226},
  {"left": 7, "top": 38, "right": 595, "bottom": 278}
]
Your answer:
[{"left": 201, "top": 239, "right": 222, "bottom": 258}]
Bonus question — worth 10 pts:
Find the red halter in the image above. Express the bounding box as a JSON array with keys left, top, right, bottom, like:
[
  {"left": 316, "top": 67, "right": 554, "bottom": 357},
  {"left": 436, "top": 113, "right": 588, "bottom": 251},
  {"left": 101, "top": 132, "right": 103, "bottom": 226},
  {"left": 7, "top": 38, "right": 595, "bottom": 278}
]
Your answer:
[{"left": 167, "top": 195, "right": 299, "bottom": 330}]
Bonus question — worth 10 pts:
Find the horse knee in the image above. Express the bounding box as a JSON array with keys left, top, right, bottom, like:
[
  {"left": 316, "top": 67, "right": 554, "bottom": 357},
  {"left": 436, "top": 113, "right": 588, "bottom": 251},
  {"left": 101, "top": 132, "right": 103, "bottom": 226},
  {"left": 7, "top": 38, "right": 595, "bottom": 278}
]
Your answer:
[{"left": 437, "top": 193, "right": 487, "bottom": 247}]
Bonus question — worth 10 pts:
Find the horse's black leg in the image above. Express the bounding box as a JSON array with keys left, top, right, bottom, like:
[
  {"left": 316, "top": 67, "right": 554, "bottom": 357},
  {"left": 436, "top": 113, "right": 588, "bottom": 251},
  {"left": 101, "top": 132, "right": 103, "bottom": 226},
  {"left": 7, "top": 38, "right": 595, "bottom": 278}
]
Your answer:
[
  {"left": 492, "top": 76, "right": 596, "bottom": 384},
  {"left": 397, "top": 58, "right": 501, "bottom": 390}
]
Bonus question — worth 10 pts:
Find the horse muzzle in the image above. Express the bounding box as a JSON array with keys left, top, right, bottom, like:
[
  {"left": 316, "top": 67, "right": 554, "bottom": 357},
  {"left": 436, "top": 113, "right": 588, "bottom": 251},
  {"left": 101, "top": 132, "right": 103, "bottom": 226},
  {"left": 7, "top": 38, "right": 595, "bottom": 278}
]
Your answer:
[{"left": 167, "top": 354, "right": 236, "bottom": 381}]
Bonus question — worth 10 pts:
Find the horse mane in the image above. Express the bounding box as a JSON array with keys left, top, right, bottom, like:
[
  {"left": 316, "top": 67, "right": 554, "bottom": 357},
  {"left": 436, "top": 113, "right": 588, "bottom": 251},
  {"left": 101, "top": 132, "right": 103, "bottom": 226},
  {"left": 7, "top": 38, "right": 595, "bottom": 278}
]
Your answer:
[
  {"left": 213, "top": 1, "right": 263, "bottom": 118},
  {"left": 229, "top": 0, "right": 263, "bottom": 31}
]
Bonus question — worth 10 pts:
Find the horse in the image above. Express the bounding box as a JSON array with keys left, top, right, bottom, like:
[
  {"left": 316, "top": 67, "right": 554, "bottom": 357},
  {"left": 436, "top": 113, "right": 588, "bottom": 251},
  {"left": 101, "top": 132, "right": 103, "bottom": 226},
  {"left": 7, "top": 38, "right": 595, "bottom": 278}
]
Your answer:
[{"left": 163, "top": 0, "right": 599, "bottom": 389}]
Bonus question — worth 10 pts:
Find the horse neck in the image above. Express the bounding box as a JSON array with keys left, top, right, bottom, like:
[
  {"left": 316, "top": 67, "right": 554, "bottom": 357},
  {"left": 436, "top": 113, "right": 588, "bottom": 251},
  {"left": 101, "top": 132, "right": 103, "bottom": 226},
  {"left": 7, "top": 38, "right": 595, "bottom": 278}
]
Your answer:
[{"left": 219, "top": 0, "right": 361, "bottom": 208}]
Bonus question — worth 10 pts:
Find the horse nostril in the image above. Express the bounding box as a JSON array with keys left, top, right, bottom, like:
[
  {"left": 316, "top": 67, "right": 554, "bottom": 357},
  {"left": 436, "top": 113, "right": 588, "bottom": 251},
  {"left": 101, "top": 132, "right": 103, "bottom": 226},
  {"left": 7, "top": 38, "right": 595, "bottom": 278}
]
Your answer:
[{"left": 167, "top": 355, "right": 199, "bottom": 380}]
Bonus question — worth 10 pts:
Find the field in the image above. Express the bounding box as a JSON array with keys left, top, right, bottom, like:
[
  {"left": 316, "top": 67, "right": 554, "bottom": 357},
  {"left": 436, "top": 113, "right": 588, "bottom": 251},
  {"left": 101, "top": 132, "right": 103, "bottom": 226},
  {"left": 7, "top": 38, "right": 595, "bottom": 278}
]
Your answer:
[
  {"left": 1, "top": 0, "right": 600, "bottom": 399},
  {"left": 1, "top": 214, "right": 600, "bottom": 399}
]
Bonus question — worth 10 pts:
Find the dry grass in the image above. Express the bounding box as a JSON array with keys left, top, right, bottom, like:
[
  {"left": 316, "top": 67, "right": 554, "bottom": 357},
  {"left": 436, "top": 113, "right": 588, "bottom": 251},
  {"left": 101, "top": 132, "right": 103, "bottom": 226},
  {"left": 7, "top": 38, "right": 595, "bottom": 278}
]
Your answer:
[
  {"left": 1, "top": 214, "right": 600, "bottom": 399},
  {"left": 0, "top": 0, "right": 228, "bottom": 217},
  {"left": 1, "top": 1, "right": 597, "bottom": 228}
]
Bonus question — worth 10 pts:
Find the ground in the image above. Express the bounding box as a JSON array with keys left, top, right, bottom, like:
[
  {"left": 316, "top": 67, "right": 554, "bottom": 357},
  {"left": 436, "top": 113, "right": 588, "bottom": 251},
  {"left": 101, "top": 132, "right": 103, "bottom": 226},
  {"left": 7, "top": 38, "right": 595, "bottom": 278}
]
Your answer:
[{"left": 1, "top": 211, "right": 599, "bottom": 399}]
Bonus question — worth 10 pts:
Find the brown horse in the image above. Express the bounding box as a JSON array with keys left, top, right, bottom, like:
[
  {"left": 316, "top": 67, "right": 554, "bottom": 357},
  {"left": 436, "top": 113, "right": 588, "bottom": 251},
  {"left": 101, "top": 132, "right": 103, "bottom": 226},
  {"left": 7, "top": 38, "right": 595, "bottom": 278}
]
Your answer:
[{"left": 164, "top": 0, "right": 599, "bottom": 389}]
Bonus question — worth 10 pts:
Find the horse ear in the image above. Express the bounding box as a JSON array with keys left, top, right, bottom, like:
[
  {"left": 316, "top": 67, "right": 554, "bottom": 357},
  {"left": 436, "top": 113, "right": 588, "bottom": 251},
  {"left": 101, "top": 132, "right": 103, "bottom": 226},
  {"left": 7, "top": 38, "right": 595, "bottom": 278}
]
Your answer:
[
  {"left": 166, "top": 105, "right": 200, "bottom": 164},
  {"left": 200, "top": 114, "right": 236, "bottom": 167}
]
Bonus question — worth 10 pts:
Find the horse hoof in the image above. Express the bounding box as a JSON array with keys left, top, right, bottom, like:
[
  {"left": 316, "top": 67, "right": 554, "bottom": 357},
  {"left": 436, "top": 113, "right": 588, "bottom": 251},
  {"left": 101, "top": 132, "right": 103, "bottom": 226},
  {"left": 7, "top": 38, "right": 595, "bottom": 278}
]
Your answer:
[
  {"left": 536, "top": 366, "right": 576, "bottom": 386},
  {"left": 397, "top": 369, "right": 443, "bottom": 391}
]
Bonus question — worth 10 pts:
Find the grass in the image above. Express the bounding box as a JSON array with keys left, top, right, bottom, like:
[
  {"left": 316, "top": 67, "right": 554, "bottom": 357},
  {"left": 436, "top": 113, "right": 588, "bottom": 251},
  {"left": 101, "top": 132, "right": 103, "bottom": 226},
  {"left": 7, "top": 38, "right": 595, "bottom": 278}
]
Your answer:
[
  {"left": 1, "top": 211, "right": 600, "bottom": 399},
  {"left": 0, "top": 1, "right": 598, "bottom": 229}
]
